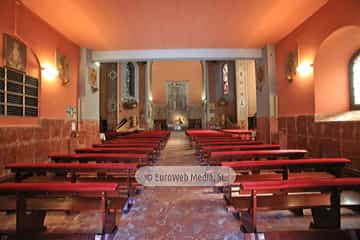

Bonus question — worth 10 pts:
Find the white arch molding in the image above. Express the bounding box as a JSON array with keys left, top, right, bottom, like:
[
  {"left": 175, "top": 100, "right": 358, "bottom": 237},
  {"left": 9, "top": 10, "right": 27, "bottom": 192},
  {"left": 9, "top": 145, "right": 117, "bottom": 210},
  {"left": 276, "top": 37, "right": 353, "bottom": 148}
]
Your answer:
[{"left": 92, "top": 48, "right": 262, "bottom": 62}]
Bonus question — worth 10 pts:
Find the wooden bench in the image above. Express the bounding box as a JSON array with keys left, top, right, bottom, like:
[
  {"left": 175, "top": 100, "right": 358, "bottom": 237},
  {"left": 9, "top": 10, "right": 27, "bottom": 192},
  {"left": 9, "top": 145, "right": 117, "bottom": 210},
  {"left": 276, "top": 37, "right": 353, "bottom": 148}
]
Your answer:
[
  {"left": 193, "top": 137, "right": 255, "bottom": 142},
  {"left": 221, "top": 129, "right": 254, "bottom": 140},
  {"left": 239, "top": 178, "right": 360, "bottom": 233},
  {"left": 185, "top": 130, "right": 230, "bottom": 142},
  {"left": 105, "top": 139, "right": 166, "bottom": 149},
  {"left": 199, "top": 144, "right": 280, "bottom": 162},
  {"left": 195, "top": 141, "right": 264, "bottom": 152},
  {"left": 5, "top": 162, "right": 139, "bottom": 203},
  {"left": 75, "top": 147, "right": 158, "bottom": 161},
  {"left": 208, "top": 149, "right": 308, "bottom": 165},
  {"left": 109, "top": 130, "right": 170, "bottom": 139},
  {"left": 244, "top": 230, "right": 360, "bottom": 240},
  {"left": 193, "top": 138, "right": 260, "bottom": 148},
  {"left": 0, "top": 182, "right": 124, "bottom": 238},
  {"left": 221, "top": 158, "right": 351, "bottom": 206},
  {"left": 93, "top": 142, "right": 160, "bottom": 151},
  {"left": 49, "top": 153, "right": 150, "bottom": 165},
  {"left": 185, "top": 129, "right": 224, "bottom": 137}
]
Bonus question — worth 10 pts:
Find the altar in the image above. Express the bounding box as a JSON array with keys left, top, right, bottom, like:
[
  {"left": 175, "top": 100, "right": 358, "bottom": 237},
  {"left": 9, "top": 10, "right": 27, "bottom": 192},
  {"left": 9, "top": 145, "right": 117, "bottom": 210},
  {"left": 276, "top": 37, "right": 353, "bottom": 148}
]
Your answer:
[{"left": 167, "top": 115, "right": 187, "bottom": 130}]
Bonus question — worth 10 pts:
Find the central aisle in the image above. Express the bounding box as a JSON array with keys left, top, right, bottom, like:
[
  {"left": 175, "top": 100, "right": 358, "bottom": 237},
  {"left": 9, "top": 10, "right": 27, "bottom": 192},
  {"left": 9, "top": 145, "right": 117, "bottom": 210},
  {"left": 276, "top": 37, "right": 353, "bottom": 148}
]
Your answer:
[{"left": 115, "top": 131, "right": 242, "bottom": 239}]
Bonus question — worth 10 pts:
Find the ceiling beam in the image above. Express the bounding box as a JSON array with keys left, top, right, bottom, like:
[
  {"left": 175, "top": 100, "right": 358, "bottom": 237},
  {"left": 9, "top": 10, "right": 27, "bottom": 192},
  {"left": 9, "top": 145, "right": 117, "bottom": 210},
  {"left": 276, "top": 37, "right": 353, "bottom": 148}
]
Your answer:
[{"left": 92, "top": 48, "right": 263, "bottom": 62}]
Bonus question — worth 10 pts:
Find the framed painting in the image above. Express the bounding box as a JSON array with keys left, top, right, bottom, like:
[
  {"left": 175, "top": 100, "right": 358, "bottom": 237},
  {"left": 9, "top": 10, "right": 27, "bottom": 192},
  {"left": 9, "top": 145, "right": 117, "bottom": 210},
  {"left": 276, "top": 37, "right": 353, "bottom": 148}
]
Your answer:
[
  {"left": 88, "top": 66, "right": 98, "bottom": 92},
  {"left": 3, "top": 34, "right": 27, "bottom": 72},
  {"left": 56, "top": 50, "right": 70, "bottom": 85}
]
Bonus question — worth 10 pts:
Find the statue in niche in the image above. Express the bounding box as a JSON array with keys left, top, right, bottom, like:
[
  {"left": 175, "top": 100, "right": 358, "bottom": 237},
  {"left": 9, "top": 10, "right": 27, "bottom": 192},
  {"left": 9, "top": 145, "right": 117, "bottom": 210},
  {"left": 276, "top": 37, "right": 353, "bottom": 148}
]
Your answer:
[{"left": 222, "top": 63, "right": 229, "bottom": 95}]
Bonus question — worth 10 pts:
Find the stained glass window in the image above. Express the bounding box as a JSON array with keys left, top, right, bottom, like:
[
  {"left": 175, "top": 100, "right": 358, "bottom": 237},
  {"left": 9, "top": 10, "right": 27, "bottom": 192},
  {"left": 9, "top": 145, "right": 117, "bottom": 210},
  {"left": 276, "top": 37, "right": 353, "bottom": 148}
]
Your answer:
[
  {"left": 222, "top": 63, "right": 229, "bottom": 95},
  {"left": 350, "top": 50, "right": 360, "bottom": 109}
]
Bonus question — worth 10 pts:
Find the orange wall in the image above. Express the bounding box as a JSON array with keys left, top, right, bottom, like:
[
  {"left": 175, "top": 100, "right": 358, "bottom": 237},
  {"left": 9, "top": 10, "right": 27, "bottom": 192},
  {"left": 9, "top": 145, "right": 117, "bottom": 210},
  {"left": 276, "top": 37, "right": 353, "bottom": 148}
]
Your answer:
[
  {"left": 315, "top": 26, "right": 360, "bottom": 116},
  {"left": 151, "top": 61, "right": 202, "bottom": 105},
  {"left": 276, "top": 0, "right": 360, "bottom": 116},
  {"left": 0, "top": 0, "right": 79, "bottom": 122}
]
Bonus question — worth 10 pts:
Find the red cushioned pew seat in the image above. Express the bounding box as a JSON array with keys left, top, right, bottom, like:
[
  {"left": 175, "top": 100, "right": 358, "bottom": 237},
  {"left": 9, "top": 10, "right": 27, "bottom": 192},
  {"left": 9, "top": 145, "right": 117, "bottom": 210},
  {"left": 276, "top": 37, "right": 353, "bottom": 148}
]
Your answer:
[
  {"left": 0, "top": 182, "right": 123, "bottom": 237},
  {"left": 244, "top": 230, "right": 360, "bottom": 240},
  {"left": 49, "top": 153, "right": 150, "bottom": 165},
  {"left": 221, "top": 158, "right": 351, "bottom": 205},
  {"left": 236, "top": 178, "right": 360, "bottom": 233},
  {"left": 75, "top": 147, "right": 158, "bottom": 161},
  {"left": 195, "top": 141, "right": 264, "bottom": 152},
  {"left": 105, "top": 138, "right": 166, "bottom": 149},
  {"left": 76, "top": 147, "right": 154, "bottom": 154},
  {"left": 199, "top": 144, "right": 280, "bottom": 161},
  {"left": 6, "top": 162, "right": 139, "bottom": 197},
  {"left": 93, "top": 142, "right": 159, "bottom": 148},
  {"left": 220, "top": 129, "right": 254, "bottom": 140},
  {"left": 208, "top": 149, "right": 308, "bottom": 165}
]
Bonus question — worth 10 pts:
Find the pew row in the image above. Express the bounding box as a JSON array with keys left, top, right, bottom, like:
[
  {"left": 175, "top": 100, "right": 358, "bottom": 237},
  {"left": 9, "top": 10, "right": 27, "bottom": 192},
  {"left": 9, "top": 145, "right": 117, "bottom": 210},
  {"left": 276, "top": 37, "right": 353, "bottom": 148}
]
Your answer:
[
  {"left": 75, "top": 147, "right": 158, "bottom": 161},
  {"left": 93, "top": 143, "right": 160, "bottom": 152},
  {"left": 222, "top": 158, "right": 351, "bottom": 205},
  {"left": 239, "top": 178, "right": 360, "bottom": 233},
  {"left": 5, "top": 163, "right": 137, "bottom": 192},
  {"left": 208, "top": 149, "right": 308, "bottom": 165},
  {"left": 105, "top": 138, "right": 166, "bottom": 149},
  {"left": 220, "top": 129, "right": 254, "bottom": 140},
  {"left": 49, "top": 153, "right": 150, "bottom": 165},
  {"left": 199, "top": 144, "right": 280, "bottom": 162},
  {"left": 0, "top": 182, "right": 124, "bottom": 238},
  {"left": 106, "top": 130, "right": 170, "bottom": 141},
  {"left": 244, "top": 230, "right": 360, "bottom": 240},
  {"left": 195, "top": 141, "right": 264, "bottom": 152}
]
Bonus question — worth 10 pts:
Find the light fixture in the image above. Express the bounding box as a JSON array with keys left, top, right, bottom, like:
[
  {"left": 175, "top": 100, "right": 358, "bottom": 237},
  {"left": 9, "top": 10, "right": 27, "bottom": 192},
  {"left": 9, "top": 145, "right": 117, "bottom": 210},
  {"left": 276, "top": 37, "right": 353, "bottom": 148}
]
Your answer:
[
  {"left": 285, "top": 49, "right": 298, "bottom": 82},
  {"left": 149, "top": 96, "right": 153, "bottom": 102},
  {"left": 42, "top": 64, "right": 59, "bottom": 81},
  {"left": 94, "top": 61, "right": 100, "bottom": 67},
  {"left": 202, "top": 95, "right": 206, "bottom": 101},
  {"left": 296, "top": 61, "right": 313, "bottom": 76}
]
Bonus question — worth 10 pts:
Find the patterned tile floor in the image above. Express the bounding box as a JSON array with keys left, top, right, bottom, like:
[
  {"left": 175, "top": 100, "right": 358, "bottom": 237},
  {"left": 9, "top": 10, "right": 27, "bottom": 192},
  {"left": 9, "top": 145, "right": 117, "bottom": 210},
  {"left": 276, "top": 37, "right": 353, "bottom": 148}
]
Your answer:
[{"left": 0, "top": 131, "right": 360, "bottom": 239}]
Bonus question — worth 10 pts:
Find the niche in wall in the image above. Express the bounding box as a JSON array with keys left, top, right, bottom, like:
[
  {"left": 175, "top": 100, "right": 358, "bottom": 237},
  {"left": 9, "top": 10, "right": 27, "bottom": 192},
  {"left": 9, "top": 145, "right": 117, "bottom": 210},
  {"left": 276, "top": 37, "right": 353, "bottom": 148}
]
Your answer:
[{"left": 314, "top": 25, "right": 360, "bottom": 121}]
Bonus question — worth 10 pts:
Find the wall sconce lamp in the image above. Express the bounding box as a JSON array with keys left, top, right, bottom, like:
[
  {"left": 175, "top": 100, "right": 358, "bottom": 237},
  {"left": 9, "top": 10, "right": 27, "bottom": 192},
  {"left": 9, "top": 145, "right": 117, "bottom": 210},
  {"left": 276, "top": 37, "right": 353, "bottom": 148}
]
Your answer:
[
  {"left": 285, "top": 49, "right": 298, "bottom": 82},
  {"left": 42, "top": 64, "right": 59, "bottom": 81},
  {"left": 296, "top": 61, "right": 314, "bottom": 77},
  {"left": 149, "top": 96, "right": 153, "bottom": 102}
]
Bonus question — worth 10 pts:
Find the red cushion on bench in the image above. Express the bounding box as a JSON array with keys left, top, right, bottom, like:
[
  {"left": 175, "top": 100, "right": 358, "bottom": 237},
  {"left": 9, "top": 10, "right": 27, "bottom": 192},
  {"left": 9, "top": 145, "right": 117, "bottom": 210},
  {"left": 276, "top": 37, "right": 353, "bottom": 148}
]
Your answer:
[
  {"left": 202, "top": 144, "right": 280, "bottom": 151},
  {"left": 5, "top": 162, "right": 138, "bottom": 170},
  {"left": 211, "top": 149, "right": 308, "bottom": 157},
  {"left": 221, "top": 129, "right": 253, "bottom": 134},
  {"left": 240, "top": 178, "right": 360, "bottom": 191},
  {"left": 0, "top": 182, "right": 118, "bottom": 193},
  {"left": 76, "top": 147, "right": 154, "bottom": 152},
  {"left": 221, "top": 158, "right": 351, "bottom": 168},
  {"left": 199, "top": 140, "right": 262, "bottom": 144},
  {"left": 49, "top": 153, "right": 147, "bottom": 159},
  {"left": 186, "top": 130, "right": 223, "bottom": 135},
  {"left": 94, "top": 143, "right": 157, "bottom": 146},
  {"left": 108, "top": 139, "right": 161, "bottom": 142}
]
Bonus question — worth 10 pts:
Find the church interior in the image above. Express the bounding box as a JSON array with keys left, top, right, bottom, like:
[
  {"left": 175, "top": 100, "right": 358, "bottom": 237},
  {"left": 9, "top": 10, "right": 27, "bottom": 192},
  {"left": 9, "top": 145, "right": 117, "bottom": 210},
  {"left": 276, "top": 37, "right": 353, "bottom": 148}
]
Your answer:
[{"left": 0, "top": 0, "right": 360, "bottom": 239}]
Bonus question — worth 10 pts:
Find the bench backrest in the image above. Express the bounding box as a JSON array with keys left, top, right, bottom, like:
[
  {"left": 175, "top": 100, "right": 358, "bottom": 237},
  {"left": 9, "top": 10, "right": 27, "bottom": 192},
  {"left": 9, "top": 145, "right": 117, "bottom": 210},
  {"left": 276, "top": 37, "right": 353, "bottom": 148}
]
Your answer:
[
  {"left": 240, "top": 178, "right": 360, "bottom": 192},
  {"left": 0, "top": 182, "right": 118, "bottom": 193}
]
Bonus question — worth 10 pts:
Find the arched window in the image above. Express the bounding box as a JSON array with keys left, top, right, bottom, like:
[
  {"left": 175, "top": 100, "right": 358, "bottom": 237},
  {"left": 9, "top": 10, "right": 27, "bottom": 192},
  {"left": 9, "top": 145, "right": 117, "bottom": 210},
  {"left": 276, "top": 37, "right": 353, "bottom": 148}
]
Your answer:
[
  {"left": 222, "top": 63, "right": 229, "bottom": 95},
  {"left": 350, "top": 50, "right": 360, "bottom": 110}
]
